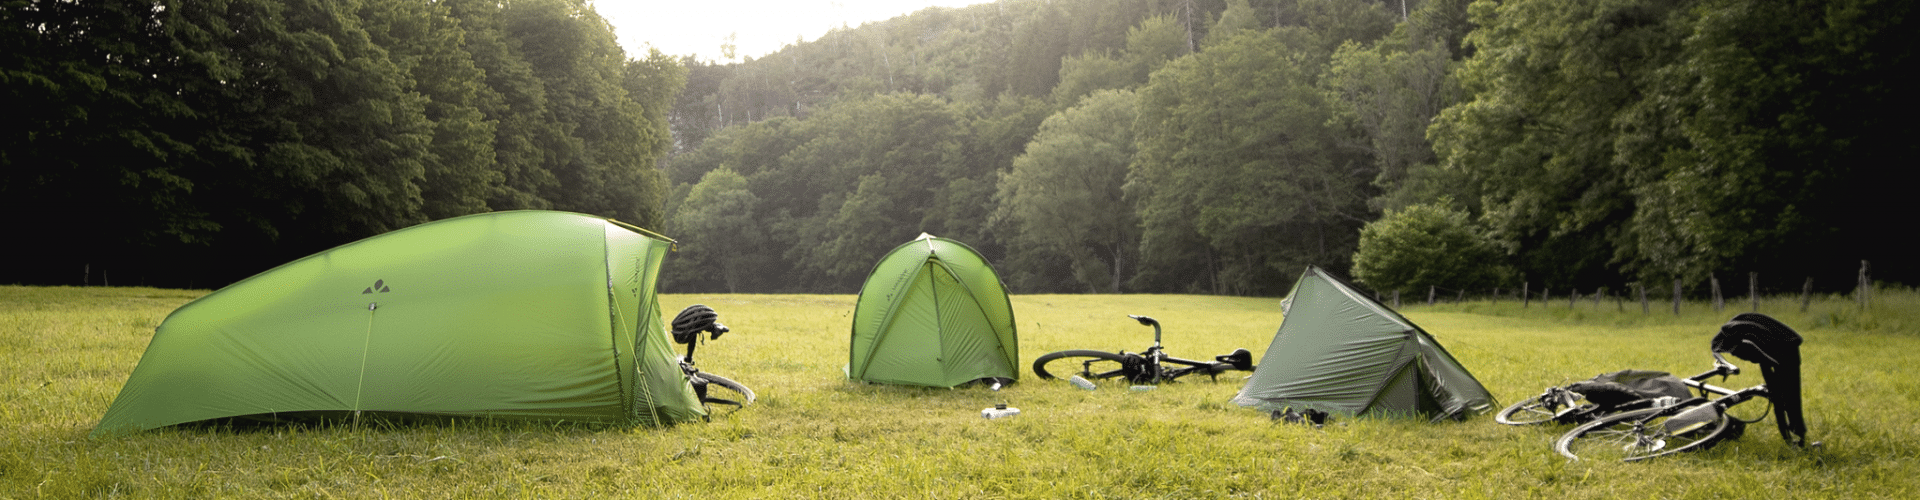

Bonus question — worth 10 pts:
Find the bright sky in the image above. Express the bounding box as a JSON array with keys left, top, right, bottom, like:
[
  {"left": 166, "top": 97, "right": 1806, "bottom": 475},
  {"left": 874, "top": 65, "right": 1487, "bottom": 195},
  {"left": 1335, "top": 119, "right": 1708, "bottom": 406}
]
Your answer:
[{"left": 595, "top": 0, "right": 986, "bottom": 63}]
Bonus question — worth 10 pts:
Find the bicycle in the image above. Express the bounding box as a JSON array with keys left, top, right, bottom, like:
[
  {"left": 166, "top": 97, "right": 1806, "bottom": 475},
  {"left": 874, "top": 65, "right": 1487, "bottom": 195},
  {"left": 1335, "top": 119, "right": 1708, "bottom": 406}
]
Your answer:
[
  {"left": 1031, "top": 315, "right": 1256, "bottom": 384},
  {"left": 1494, "top": 369, "right": 1694, "bottom": 426},
  {"left": 671, "top": 305, "right": 756, "bottom": 410},
  {"left": 1552, "top": 313, "right": 1810, "bottom": 462}
]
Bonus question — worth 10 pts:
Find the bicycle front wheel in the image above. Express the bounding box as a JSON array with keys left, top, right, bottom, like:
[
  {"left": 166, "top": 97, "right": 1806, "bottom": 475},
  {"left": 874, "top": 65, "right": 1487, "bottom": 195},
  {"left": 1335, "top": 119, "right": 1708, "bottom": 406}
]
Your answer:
[
  {"left": 1033, "top": 350, "right": 1134, "bottom": 381},
  {"left": 1554, "top": 404, "right": 1740, "bottom": 461},
  {"left": 694, "top": 372, "right": 757, "bottom": 407}
]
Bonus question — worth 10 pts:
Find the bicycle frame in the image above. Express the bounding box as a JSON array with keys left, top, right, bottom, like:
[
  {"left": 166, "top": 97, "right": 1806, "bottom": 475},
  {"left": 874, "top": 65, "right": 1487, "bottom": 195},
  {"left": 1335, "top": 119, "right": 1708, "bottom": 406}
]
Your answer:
[{"left": 1662, "top": 352, "right": 1772, "bottom": 433}]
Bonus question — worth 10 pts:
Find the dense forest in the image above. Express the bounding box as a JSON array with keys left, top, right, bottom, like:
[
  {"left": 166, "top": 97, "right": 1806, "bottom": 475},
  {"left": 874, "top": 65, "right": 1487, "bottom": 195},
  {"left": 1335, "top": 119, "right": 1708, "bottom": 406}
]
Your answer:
[
  {"left": 4, "top": 0, "right": 680, "bottom": 286},
  {"left": 5, "top": 0, "right": 1912, "bottom": 296}
]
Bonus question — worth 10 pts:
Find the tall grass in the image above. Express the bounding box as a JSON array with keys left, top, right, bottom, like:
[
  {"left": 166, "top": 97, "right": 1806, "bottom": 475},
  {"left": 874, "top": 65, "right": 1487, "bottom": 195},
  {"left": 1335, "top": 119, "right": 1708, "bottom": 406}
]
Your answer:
[{"left": 3, "top": 286, "right": 1915, "bottom": 498}]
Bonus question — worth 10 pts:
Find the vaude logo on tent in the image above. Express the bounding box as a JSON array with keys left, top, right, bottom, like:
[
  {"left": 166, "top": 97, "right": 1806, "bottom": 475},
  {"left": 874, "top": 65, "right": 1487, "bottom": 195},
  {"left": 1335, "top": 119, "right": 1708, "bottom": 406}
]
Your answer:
[{"left": 361, "top": 279, "right": 392, "bottom": 294}]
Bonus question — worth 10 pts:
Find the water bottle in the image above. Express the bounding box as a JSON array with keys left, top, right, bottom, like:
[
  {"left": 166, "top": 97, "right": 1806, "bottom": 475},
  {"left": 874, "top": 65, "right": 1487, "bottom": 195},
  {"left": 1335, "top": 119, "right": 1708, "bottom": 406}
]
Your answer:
[
  {"left": 981, "top": 403, "right": 1020, "bottom": 419},
  {"left": 1068, "top": 376, "right": 1096, "bottom": 391}
]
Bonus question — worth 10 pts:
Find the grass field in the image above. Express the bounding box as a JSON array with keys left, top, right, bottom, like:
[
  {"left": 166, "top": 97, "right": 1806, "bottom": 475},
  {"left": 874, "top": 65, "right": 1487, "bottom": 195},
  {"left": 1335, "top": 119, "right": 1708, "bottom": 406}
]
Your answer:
[{"left": 3, "top": 285, "right": 1917, "bottom": 498}]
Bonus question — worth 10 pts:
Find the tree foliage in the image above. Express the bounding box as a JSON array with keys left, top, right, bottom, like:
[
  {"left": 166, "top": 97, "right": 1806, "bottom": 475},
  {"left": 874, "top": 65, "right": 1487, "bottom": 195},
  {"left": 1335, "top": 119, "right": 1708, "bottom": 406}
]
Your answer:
[
  {"left": 1351, "top": 201, "right": 1507, "bottom": 293},
  {"left": 1431, "top": 0, "right": 1915, "bottom": 288},
  {"left": 996, "top": 90, "right": 1141, "bottom": 293},
  {"left": 11, "top": 0, "right": 1905, "bottom": 292},
  {"left": 3, "top": 0, "right": 682, "bottom": 287},
  {"left": 1129, "top": 28, "right": 1372, "bottom": 295}
]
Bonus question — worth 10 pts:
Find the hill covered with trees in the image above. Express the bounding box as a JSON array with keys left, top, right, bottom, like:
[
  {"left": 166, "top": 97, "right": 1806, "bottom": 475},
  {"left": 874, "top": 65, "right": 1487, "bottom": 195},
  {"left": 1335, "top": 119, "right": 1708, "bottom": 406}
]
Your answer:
[
  {"left": 661, "top": 0, "right": 1912, "bottom": 295},
  {"left": 6, "top": 0, "right": 1910, "bottom": 295}
]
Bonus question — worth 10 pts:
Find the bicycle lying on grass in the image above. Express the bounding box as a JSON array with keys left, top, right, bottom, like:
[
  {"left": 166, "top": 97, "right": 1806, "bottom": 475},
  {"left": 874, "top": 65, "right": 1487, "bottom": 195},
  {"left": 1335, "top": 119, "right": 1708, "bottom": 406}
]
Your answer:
[
  {"left": 1032, "top": 315, "right": 1256, "bottom": 384},
  {"left": 1550, "top": 313, "right": 1812, "bottom": 462},
  {"left": 671, "top": 305, "right": 756, "bottom": 410}
]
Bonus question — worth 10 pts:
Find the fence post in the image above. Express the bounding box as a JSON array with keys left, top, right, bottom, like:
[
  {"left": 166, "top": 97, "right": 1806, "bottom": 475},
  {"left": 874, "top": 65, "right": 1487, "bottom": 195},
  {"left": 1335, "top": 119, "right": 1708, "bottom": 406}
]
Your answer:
[
  {"left": 1523, "top": 283, "right": 1531, "bottom": 308},
  {"left": 1672, "top": 279, "right": 1682, "bottom": 316},
  {"left": 1570, "top": 289, "right": 1578, "bottom": 308},
  {"left": 1457, "top": 289, "right": 1465, "bottom": 303},
  {"left": 1749, "top": 272, "right": 1759, "bottom": 312},
  {"left": 1800, "top": 277, "right": 1814, "bottom": 313},
  {"left": 1595, "top": 286, "right": 1604, "bottom": 308},
  {"left": 1493, "top": 287, "right": 1500, "bottom": 305},
  {"left": 1638, "top": 282, "right": 1649, "bottom": 314},
  {"left": 1711, "top": 275, "right": 1723, "bottom": 311},
  {"left": 1858, "top": 260, "right": 1872, "bottom": 309},
  {"left": 1429, "top": 286, "right": 1436, "bottom": 306},
  {"left": 1393, "top": 290, "right": 1401, "bottom": 309}
]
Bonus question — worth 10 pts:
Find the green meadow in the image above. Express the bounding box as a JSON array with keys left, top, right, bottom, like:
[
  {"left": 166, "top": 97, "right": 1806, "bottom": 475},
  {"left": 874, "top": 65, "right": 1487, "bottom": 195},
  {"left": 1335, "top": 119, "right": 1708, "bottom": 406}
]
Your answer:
[{"left": 3, "top": 286, "right": 1916, "bottom": 498}]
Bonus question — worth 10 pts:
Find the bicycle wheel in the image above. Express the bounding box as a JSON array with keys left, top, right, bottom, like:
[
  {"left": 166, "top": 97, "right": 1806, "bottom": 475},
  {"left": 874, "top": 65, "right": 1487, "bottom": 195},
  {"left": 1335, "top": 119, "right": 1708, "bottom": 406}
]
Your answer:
[
  {"left": 694, "top": 372, "right": 756, "bottom": 407},
  {"left": 1495, "top": 388, "right": 1593, "bottom": 425},
  {"left": 1033, "top": 350, "right": 1135, "bottom": 380},
  {"left": 1553, "top": 404, "right": 1740, "bottom": 462},
  {"left": 1497, "top": 397, "right": 1569, "bottom": 426}
]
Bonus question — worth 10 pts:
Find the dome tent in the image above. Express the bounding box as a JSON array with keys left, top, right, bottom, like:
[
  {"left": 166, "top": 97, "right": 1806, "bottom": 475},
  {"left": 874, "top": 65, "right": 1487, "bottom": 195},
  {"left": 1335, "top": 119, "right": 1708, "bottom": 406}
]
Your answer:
[
  {"left": 93, "top": 211, "right": 703, "bottom": 436},
  {"left": 1231, "top": 265, "right": 1494, "bottom": 421},
  {"left": 847, "top": 234, "right": 1018, "bottom": 388}
]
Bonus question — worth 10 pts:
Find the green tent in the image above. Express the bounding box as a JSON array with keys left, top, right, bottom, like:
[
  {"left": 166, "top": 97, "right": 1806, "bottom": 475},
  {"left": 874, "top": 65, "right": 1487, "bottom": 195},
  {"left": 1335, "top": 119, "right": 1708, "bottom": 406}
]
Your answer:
[
  {"left": 1231, "top": 265, "right": 1494, "bottom": 421},
  {"left": 93, "top": 211, "right": 703, "bottom": 437},
  {"left": 847, "top": 234, "right": 1018, "bottom": 387}
]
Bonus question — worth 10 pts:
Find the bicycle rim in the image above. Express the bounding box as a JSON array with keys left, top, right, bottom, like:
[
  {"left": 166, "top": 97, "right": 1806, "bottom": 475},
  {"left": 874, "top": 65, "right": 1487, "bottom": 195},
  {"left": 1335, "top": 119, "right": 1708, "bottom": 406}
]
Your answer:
[
  {"left": 1554, "top": 405, "right": 1735, "bottom": 462},
  {"left": 1495, "top": 398, "right": 1559, "bottom": 426},
  {"left": 1032, "top": 350, "right": 1133, "bottom": 381}
]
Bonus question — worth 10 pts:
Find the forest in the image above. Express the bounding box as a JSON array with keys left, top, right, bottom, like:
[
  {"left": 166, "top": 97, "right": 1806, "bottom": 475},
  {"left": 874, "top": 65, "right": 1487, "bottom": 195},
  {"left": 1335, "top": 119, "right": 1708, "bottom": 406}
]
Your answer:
[{"left": 4, "top": 0, "right": 1912, "bottom": 296}]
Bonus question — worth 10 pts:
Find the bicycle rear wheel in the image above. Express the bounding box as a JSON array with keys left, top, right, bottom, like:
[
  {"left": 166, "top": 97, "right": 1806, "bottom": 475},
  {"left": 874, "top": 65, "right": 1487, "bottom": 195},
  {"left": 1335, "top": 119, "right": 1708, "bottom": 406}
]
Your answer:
[
  {"left": 1553, "top": 404, "right": 1741, "bottom": 461},
  {"left": 1495, "top": 389, "right": 1588, "bottom": 426},
  {"left": 1033, "top": 350, "right": 1135, "bottom": 381}
]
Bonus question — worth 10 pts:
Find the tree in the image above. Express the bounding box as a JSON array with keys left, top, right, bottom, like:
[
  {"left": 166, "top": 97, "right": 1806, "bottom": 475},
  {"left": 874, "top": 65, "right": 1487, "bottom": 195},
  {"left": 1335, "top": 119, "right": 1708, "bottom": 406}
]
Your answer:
[
  {"left": 997, "top": 89, "right": 1142, "bottom": 293},
  {"left": 358, "top": 0, "right": 501, "bottom": 220},
  {"left": 669, "top": 168, "right": 763, "bottom": 292},
  {"left": 1428, "top": 0, "right": 1693, "bottom": 288},
  {"left": 2, "top": 0, "right": 224, "bottom": 285},
  {"left": 1617, "top": 0, "right": 1918, "bottom": 286},
  {"left": 1324, "top": 38, "right": 1453, "bottom": 211},
  {"left": 1130, "top": 28, "right": 1371, "bottom": 295},
  {"left": 1350, "top": 201, "right": 1507, "bottom": 294}
]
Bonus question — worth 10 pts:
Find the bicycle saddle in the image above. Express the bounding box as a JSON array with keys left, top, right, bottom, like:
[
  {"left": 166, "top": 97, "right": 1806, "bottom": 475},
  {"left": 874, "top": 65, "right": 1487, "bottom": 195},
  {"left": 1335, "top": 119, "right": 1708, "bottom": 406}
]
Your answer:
[{"left": 1215, "top": 348, "right": 1254, "bottom": 370}]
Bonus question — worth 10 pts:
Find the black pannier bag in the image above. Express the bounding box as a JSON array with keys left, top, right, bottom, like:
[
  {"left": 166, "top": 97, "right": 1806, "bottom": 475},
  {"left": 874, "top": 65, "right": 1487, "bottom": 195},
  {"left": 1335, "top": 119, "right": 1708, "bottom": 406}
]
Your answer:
[
  {"left": 1566, "top": 369, "right": 1692, "bottom": 408},
  {"left": 1712, "top": 312, "right": 1807, "bottom": 446}
]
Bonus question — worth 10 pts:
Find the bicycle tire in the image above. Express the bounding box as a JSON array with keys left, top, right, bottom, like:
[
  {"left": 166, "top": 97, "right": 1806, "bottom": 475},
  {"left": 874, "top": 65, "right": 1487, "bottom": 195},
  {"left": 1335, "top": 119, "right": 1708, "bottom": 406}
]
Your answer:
[
  {"left": 1495, "top": 396, "right": 1574, "bottom": 426},
  {"left": 695, "top": 372, "right": 756, "bottom": 407},
  {"left": 1032, "top": 350, "right": 1135, "bottom": 380},
  {"left": 1553, "top": 403, "right": 1740, "bottom": 462}
]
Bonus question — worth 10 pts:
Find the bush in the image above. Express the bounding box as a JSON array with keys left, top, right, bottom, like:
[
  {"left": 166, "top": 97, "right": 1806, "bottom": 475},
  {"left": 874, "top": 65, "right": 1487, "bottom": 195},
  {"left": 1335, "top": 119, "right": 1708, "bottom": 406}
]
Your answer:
[{"left": 1351, "top": 202, "right": 1509, "bottom": 293}]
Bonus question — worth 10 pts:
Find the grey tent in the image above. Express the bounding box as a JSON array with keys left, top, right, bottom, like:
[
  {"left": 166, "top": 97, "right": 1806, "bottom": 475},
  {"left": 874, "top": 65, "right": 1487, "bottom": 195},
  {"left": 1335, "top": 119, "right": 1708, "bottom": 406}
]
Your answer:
[{"left": 1231, "top": 265, "right": 1494, "bottom": 421}]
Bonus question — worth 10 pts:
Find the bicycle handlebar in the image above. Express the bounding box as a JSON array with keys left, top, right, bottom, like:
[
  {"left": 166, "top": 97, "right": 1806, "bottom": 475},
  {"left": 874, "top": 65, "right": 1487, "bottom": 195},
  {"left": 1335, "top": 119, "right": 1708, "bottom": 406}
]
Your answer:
[{"left": 1129, "top": 314, "right": 1162, "bottom": 346}]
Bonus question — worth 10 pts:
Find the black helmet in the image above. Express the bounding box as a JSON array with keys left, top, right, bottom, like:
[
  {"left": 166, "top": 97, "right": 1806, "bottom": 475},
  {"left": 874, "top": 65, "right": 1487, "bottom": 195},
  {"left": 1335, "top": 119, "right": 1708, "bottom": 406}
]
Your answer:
[{"left": 671, "top": 304, "right": 725, "bottom": 344}]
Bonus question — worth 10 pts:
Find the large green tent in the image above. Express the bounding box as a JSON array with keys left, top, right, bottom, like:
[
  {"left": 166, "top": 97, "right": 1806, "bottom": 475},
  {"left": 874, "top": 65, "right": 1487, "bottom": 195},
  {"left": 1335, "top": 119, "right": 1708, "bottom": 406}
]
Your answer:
[
  {"left": 93, "top": 211, "right": 703, "bottom": 437},
  {"left": 847, "top": 234, "right": 1018, "bottom": 387},
  {"left": 1230, "top": 265, "right": 1494, "bottom": 421}
]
